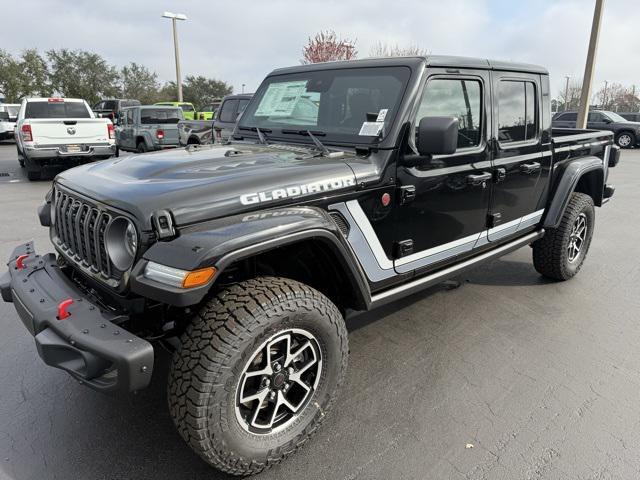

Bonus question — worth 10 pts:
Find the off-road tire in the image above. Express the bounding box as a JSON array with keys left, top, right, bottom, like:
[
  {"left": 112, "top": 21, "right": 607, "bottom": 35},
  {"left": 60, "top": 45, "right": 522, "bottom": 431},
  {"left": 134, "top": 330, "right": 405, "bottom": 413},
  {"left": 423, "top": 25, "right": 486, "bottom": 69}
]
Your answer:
[
  {"left": 615, "top": 131, "right": 635, "bottom": 149},
  {"left": 136, "top": 141, "right": 147, "bottom": 153},
  {"left": 532, "top": 192, "right": 595, "bottom": 280},
  {"left": 168, "top": 276, "right": 348, "bottom": 476}
]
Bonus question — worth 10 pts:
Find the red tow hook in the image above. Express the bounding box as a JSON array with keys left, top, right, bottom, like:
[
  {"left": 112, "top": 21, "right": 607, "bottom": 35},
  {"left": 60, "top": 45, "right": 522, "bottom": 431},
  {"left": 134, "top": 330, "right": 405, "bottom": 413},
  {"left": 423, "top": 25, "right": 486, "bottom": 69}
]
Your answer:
[
  {"left": 15, "top": 254, "right": 29, "bottom": 270},
  {"left": 57, "top": 299, "right": 74, "bottom": 320}
]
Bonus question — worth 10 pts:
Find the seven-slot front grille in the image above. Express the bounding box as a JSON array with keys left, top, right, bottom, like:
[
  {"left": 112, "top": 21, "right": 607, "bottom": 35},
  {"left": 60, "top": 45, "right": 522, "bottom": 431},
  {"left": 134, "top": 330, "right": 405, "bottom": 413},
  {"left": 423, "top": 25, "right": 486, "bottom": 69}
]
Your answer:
[{"left": 53, "top": 188, "right": 121, "bottom": 280}]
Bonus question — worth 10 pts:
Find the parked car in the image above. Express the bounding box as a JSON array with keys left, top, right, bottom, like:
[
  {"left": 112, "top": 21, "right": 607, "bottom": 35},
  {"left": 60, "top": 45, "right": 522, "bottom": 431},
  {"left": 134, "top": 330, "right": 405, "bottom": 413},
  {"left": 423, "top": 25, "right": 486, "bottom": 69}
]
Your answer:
[
  {"left": 619, "top": 112, "right": 640, "bottom": 122},
  {"left": 1, "top": 56, "right": 619, "bottom": 476},
  {"left": 115, "top": 105, "right": 183, "bottom": 154},
  {"left": 0, "top": 103, "right": 20, "bottom": 141},
  {"left": 154, "top": 101, "right": 197, "bottom": 120},
  {"left": 197, "top": 101, "right": 221, "bottom": 120},
  {"left": 552, "top": 109, "right": 640, "bottom": 148},
  {"left": 213, "top": 93, "right": 252, "bottom": 143},
  {"left": 15, "top": 97, "right": 115, "bottom": 180},
  {"left": 92, "top": 99, "right": 141, "bottom": 122},
  {"left": 178, "top": 118, "right": 214, "bottom": 145}
]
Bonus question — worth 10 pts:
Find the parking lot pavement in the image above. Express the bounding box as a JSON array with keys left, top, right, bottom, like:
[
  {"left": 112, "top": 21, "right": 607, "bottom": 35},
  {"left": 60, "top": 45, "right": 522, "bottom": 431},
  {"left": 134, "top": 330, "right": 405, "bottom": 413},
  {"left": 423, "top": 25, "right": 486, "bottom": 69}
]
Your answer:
[{"left": 0, "top": 142, "right": 639, "bottom": 480}]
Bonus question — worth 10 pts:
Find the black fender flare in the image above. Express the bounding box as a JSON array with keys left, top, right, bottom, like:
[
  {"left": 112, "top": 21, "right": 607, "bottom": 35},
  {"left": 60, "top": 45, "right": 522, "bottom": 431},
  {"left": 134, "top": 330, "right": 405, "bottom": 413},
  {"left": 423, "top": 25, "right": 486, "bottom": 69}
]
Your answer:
[
  {"left": 543, "top": 156, "right": 604, "bottom": 229},
  {"left": 130, "top": 206, "right": 370, "bottom": 308}
]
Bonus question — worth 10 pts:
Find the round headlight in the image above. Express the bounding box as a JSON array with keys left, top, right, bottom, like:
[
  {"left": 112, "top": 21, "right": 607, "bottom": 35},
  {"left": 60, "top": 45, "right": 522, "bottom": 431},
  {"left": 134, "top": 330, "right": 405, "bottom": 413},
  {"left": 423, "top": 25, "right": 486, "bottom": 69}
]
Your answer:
[{"left": 106, "top": 217, "right": 138, "bottom": 271}]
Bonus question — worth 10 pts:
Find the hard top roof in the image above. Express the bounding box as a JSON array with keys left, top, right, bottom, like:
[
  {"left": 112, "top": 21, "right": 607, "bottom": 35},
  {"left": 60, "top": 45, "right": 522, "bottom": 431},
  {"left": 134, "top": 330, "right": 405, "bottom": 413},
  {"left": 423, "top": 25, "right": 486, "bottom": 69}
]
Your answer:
[{"left": 270, "top": 55, "right": 548, "bottom": 76}]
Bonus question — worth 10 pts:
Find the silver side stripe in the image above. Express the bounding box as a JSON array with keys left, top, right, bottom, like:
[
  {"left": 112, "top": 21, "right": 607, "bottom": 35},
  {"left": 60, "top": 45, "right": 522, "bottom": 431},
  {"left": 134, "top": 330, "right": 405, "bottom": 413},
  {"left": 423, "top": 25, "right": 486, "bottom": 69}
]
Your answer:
[{"left": 329, "top": 201, "right": 545, "bottom": 282}]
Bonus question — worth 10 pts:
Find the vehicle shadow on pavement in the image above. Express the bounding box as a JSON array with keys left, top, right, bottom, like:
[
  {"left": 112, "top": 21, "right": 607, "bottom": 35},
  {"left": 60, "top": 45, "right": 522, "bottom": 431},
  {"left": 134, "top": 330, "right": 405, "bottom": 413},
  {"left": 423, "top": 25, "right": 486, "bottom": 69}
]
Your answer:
[{"left": 463, "top": 258, "right": 555, "bottom": 287}]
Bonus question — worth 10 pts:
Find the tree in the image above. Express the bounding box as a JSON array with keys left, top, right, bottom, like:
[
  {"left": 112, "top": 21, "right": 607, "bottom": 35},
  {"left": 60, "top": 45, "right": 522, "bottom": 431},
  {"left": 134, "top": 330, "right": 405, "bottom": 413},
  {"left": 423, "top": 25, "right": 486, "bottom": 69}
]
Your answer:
[
  {"left": 594, "top": 82, "right": 639, "bottom": 111},
  {"left": 47, "top": 49, "right": 119, "bottom": 104},
  {"left": 369, "top": 42, "right": 428, "bottom": 57},
  {"left": 0, "top": 49, "right": 51, "bottom": 102},
  {"left": 301, "top": 30, "right": 357, "bottom": 64},
  {"left": 182, "top": 75, "right": 233, "bottom": 107},
  {"left": 120, "top": 62, "right": 160, "bottom": 104},
  {"left": 157, "top": 81, "right": 178, "bottom": 102}
]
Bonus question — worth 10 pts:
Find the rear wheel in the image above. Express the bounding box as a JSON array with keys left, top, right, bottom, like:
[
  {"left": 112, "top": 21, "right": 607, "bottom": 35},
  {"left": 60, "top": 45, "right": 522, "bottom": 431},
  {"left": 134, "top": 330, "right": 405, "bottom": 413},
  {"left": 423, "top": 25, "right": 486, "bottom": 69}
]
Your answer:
[
  {"left": 168, "top": 277, "right": 348, "bottom": 476},
  {"left": 136, "top": 141, "right": 147, "bottom": 153},
  {"left": 532, "top": 192, "right": 595, "bottom": 280},
  {"left": 26, "top": 169, "right": 41, "bottom": 181},
  {"left": 615, "top": 131, "right": 635, "bottom": 149}
]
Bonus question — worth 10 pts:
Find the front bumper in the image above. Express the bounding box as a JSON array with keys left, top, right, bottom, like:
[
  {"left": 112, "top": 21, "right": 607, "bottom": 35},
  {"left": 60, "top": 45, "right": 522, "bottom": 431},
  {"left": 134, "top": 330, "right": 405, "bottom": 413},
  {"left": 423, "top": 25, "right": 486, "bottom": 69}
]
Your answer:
[
  {"left": 1, "top": 241, "right": 154, "bottom": 392},
  {"left": 25, "top": 143, "right": 116, "bottom": 160}
]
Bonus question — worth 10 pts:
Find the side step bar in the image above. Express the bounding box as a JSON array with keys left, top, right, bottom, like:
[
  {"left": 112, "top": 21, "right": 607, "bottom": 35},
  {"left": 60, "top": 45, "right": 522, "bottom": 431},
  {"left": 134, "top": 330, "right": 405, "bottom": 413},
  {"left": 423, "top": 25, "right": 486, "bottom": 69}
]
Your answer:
[{"left": 369, "top": 230, "right": 544, "bottom": 309}]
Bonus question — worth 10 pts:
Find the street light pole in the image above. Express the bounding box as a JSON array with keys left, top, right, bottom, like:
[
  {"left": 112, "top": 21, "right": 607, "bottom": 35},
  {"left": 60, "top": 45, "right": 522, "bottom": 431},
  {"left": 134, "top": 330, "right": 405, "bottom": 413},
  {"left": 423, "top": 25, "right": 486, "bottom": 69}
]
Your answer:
[
  {"left": 564, "top": 75, "right": 571, "bottom": 111},
  {"left": 577, "top": 0, "right": 605, "bottom": 129},
  {"left": 162, "top": 12, "right": 187, "bottom": 102}
]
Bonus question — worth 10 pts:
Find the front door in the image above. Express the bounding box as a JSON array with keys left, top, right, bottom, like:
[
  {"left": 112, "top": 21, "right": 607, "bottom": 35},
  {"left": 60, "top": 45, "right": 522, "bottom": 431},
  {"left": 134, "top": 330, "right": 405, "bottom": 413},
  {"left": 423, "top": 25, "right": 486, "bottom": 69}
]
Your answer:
[
  {"left": 394, "top": 69, "right": 493, "bottom": 275},
  {"left": 487, "top": 73, "right": 547, "bottom": 242}
]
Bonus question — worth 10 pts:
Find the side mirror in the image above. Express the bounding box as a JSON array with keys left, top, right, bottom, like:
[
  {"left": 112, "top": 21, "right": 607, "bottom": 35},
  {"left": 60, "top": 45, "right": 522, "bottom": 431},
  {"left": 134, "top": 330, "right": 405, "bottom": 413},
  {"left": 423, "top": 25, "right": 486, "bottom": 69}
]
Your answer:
[{"left": 417, "top": 116, "right": 459, "bottom": 156}]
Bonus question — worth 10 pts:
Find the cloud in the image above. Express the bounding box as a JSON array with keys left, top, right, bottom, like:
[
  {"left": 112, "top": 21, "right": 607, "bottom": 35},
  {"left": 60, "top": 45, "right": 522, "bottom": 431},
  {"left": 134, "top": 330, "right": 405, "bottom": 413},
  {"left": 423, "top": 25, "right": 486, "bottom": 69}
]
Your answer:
[{"left": 2, "top": 0, "right": 638, "bottom": 99}]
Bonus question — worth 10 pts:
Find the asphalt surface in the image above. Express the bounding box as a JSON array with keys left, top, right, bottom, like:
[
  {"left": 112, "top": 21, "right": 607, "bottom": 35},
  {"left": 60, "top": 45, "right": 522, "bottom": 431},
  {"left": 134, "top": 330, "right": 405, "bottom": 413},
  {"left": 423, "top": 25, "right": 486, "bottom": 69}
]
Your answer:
[{"left": 0, "top": 141, "right": 639, "bottom": 480}]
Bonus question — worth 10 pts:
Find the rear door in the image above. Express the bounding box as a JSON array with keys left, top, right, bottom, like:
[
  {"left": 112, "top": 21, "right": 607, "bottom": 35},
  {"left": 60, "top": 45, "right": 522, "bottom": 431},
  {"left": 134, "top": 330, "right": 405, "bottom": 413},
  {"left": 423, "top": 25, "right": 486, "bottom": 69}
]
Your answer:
[{"left": 487, "top": 72, "right": 547, "bottom": 242}]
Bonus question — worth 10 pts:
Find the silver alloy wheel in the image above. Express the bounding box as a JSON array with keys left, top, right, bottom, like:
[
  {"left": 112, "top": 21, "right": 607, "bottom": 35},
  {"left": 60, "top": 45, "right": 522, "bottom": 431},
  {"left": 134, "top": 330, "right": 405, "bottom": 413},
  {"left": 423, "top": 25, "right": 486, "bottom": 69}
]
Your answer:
[
  {"left": 618, "top": 134, "right": 632, "bottom": 147},
  {"left": 567, "top": 213, "right": 588, "bottom": 263},
  {"left": 235, "top": 328, "right": 323, "bottom": 435}
]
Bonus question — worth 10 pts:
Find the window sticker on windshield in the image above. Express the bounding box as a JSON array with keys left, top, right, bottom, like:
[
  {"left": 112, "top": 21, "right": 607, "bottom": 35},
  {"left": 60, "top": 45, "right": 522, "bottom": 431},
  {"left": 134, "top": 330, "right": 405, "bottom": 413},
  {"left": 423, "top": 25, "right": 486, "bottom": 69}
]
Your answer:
[
  {"left": 376, "top": 109, "right": 388, "bottom": 122},
  {"left": 255, "top": 81, "right": 308, "bottom": 117},
  {"left": 358, "top": 122, "right": 384, "bottom": 136}
]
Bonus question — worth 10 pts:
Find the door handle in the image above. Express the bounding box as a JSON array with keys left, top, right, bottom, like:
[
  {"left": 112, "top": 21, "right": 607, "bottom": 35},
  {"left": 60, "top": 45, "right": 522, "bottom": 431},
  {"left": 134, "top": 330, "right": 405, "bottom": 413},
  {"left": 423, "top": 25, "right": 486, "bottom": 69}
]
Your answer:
[
  {"left": 466, "top": 172, "right": 492, "bottom": 186},
  {"left": 520, "top": 162, "right": 541, "bottom": 174}
]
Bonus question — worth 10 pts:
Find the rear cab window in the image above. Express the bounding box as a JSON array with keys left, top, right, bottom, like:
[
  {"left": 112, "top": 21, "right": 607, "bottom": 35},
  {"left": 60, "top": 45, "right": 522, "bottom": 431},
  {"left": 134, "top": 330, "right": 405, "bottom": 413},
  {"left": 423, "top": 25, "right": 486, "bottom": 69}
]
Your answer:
[
  {"left": 140, "top": 108, "right": 183, "bottom": 124},
  {"left": 25, "top": 100, "right": 91, "bottom": 119}
]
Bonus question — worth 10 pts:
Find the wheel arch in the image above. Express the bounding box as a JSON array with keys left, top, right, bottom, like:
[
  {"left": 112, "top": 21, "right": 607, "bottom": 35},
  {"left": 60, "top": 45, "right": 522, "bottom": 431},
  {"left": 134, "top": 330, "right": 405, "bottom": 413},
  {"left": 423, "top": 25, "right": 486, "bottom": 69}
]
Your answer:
[
  {"left": 543, "top": 157, "right": 603, "bottom": 229},
  {"left": 132, "top": 207, "right": 370, "bottom": 311}
]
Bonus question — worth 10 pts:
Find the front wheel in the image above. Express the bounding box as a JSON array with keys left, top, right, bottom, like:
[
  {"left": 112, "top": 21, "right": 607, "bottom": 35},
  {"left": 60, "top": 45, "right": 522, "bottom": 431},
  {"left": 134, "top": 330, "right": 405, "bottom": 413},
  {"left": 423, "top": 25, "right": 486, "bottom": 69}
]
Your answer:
[
  {"left": 168, "top": 277, "right": 348, "bottom": 476},
  {"left": 532, "top": 192, "right": 595, "bottom": 280},
  {"left": 615, "top": 131, "right": 635, "bottom": 149}
]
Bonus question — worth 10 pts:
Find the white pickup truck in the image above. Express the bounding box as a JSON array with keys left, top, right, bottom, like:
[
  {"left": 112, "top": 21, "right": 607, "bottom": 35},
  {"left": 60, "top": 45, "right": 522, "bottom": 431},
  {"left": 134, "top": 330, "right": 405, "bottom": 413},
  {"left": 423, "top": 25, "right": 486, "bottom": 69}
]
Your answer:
[{"left": 16, "top": 98, "right": 116, "bottom": 180}]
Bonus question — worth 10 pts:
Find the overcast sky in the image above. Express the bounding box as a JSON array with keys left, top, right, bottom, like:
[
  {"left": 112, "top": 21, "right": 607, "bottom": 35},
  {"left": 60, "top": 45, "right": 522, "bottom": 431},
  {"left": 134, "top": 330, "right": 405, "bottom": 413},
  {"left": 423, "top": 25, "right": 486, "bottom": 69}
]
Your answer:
[{"left": 3, "top": 0, "right": 637, "bottom": 98}]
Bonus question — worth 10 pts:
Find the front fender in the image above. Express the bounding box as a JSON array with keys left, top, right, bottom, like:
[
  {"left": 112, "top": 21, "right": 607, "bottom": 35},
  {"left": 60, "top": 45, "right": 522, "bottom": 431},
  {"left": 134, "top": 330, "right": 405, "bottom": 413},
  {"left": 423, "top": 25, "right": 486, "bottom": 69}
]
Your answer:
[
  {"left": 543, "top": 156, "right": 604, "bottom": 229},
  {"left": 130, "top": 206, "right": 370, "bottom": 308}
]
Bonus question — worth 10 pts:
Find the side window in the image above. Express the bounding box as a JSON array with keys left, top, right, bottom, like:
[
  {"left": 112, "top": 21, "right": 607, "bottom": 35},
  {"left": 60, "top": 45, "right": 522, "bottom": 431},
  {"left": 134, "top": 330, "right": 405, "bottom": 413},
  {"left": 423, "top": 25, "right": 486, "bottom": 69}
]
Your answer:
[
  {"left": 126, "top": 109, "right": 134, "bottom": 125},
  {"left": 415, "top": 78, "right": 482, "bottom": 149},
  {"left": 588, "top": 112, "right": 603, "bottom": 122},
  {"left": 220, "top": 99, "right": 239, "bottom": 122},
  {"left": 498, "top": 80, "right": 537, "bottom": 143}
]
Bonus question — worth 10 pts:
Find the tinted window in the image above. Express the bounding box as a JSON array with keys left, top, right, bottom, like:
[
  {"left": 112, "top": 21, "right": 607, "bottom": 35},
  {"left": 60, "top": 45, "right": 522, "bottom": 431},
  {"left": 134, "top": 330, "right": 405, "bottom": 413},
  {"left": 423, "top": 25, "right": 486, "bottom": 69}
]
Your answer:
[
  {"left": 558, "top": 112, "right": 577, "bottom": 121},
  {"left": 140, "top": 108, "right": 183, "bottom": 124},
  {"left": 415, "top": 78, "right": 482, "bottom": 149},
  {"left": 588, "top": 112, "right": 604, "bottom": 122},
  {"left": 219, "top": 99, "right": 239, "bottom": 122},
  {"left": 180, "top": 104, "right": 194, "bottom": 112},
  {"left": 25, "top": 101, "right": 91, "bottom": 119},
  {"left": 498, "top": 81, "right": 537, "bottom": 143}
]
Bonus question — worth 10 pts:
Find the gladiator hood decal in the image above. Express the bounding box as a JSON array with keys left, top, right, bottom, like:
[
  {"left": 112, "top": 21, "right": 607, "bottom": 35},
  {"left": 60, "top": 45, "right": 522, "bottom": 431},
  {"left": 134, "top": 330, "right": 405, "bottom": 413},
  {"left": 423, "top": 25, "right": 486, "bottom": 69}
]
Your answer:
[{"left": 55, "top": 144, "right": 360, "bottom": 230}]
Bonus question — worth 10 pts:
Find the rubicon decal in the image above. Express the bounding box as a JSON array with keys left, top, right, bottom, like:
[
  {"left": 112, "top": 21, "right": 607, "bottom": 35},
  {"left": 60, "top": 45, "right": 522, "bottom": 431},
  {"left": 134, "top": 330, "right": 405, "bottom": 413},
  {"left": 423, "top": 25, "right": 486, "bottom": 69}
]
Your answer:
[{"left": 240, "top": 177, "right": 356, "bottom": 205}]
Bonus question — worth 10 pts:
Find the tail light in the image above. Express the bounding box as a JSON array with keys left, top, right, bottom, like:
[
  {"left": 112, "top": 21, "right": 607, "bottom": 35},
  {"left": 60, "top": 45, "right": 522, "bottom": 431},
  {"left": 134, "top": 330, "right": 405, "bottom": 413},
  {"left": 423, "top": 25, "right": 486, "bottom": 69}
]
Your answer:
[
  {"left": 156, "top": 129, "right": 164, "bottom": 140},
  {"left": 48, "top": 97, "right": 64, "bottom": 103},
  {"left": 107, "top": 123, "right": 115, "bottom": 139},
  {"left": 21, "top": 124, "right": 33, "bottom": 142}
]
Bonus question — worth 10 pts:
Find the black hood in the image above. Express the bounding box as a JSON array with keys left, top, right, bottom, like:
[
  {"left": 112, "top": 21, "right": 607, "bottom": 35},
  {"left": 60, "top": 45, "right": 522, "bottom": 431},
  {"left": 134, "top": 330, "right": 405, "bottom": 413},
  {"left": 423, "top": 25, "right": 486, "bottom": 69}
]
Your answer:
[{"left": 56, "top": 144, "right": 360, "bottom": 230}]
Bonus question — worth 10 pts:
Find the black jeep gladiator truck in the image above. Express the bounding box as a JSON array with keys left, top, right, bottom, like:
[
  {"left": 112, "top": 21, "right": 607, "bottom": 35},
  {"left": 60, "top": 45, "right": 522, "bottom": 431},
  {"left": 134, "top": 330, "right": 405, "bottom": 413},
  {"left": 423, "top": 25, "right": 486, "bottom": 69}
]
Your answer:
[{"left": 1, "top": 56, "right": 619, "bottom": 476}]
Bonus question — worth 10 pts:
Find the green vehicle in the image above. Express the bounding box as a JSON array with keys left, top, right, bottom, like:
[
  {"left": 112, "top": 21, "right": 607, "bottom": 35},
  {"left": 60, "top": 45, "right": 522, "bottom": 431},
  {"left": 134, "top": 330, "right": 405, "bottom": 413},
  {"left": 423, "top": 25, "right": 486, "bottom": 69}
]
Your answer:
[
  {"left": 154, "top": 101, "right": 196, "bottom": 120},
  {"left": 197, "top": 100, "right": 221, "bottom": 120}
]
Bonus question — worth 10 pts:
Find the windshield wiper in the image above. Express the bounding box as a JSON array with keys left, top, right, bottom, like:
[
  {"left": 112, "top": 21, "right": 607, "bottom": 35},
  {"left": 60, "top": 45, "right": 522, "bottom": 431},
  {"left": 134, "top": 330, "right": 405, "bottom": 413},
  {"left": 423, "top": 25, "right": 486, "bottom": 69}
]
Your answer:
[
  {"left": 237, "top": 126, "right": 271, "bottom": 145},
  {"left": 255, "top": 127, "right": 268, "bottom": 145},
  {"left": 281, "top": 129, "right": 332, "bottom": 156}
]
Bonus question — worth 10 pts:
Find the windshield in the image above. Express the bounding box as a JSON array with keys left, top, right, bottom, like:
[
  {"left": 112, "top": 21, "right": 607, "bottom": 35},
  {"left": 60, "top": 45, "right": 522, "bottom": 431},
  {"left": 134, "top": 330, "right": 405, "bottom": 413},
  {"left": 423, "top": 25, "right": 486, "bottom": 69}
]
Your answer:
[
  {"left": 603, "top": 111, "right": 628, "bottom": 122},
  {"left": 25, "top": 101, "right": 91, "bottom": 119},
  {"left": 5, "top": 105, "right": 19, "bottom": 117},
  {"left": 239, "top": 66, "right": 411, "bottom": 144},
  {"left": 140, "top": 108, "right": 183, "bottom": 124}
]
